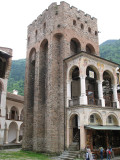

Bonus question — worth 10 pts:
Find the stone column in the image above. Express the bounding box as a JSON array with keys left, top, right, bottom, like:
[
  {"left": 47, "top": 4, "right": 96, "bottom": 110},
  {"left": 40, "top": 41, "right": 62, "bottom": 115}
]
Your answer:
[
  {"left": 67, "top": 80, "right": 72, "bottom": 107},
  {"left": 66, "top": 126, "right": 69, "bottom": 148},
  {"left": 80, "top": 126, "right": 86, "bottom": 150},
  {"left": 97, "top": 80, "right": 105, "bottom": 107},
  {"left": 113, "top": 85, "right": 119, "bottom": 108},
  {"left": 79, "top": 76, "right": 87, "bottom": 105},
  {"left": 4, "top": 129, "right": 8, "bottom": 144},
  {"left": 16, "top": 129, "right": 20, "bottom": 143},
  {"left": 8, "top": 112, "right": 10, "bottom": 120}
]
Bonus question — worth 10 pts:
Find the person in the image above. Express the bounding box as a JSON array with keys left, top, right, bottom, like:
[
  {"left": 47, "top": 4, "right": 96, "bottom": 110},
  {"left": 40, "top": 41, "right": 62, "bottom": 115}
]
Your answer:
[
  {"left": 109, "top": 146, "right": 112, "bottom": 159},
  {"left": 86, "top": 146, "right": 93, "bottom": 160},
  {"left": 86, "top": 151, "right": 89, "bottom": 160},
  {"left": 99, "top": 147, "right": 104, "bottom": 160},
  {"left": 106, "top": 147, "right": 109, "bottom": 160}
]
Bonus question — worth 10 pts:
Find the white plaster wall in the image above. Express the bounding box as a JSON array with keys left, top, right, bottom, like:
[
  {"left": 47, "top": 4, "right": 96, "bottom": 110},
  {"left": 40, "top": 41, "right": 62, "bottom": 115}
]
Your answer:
[
  {"left": 8, "top": 123, "right": 17, "bottom": 143},
  {"left": 0, "top": 129, "right": 4, "bottom": 144},
  {"left": 0, "top": 78, "right": 8, "bottom": 145},
  {"left": 67, "top": 107, "right": 120, "bottom": 127}
]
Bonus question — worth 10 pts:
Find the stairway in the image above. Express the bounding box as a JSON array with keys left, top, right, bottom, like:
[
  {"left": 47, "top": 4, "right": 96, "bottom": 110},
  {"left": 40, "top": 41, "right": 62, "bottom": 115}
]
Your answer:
[
  {"left": 73, "top": 131, "right": 80, "bottom": 143},
  {"left": 59, "top": 142, "right": 79, "bottom": 160}
]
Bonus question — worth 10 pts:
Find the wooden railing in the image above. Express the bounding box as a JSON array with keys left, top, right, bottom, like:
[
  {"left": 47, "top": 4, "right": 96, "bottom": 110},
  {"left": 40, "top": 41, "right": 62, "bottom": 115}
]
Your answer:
[
  {"left": 105, "top": 100, "right": 117, "bottom": 108},
  {"left": 88, "top": 98, "right": 101, "bottom": 106}
]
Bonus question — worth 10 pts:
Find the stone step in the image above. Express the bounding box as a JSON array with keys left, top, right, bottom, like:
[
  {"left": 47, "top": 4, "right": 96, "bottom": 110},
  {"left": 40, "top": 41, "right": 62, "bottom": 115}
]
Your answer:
[
  {"left": 60, "top": 153, "right": 78, "bottom": 157},
  {"left": 59, "top": 155, "right": 77, "bottom": 160},
  {"left": 59, "top": 150, "right": 79, "bottom": 160}
]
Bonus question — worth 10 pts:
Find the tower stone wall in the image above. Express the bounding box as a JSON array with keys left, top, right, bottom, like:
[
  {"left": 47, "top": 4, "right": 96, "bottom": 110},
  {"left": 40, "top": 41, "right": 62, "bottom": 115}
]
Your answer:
[{"left": 23, "top": 1, "right": 99, "bottom": 153}]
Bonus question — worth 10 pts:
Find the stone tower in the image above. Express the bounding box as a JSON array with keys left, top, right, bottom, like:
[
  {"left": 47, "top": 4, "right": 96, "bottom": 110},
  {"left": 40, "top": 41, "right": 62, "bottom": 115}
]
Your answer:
[{"left": 23, "top": 2, "right": 99, "bottom": 153}]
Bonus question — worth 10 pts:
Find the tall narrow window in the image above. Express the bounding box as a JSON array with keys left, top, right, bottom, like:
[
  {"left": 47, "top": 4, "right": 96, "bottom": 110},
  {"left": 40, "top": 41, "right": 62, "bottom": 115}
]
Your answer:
[
  {"left": 0, "top": 83, "right": 2, "bottom": 104},
  {"left": 35, "top": 30, "right": 37, "bottom": 42}
]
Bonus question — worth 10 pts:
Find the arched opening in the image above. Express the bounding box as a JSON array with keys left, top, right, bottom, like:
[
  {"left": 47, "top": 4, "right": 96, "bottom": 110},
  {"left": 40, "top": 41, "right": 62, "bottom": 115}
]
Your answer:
[
  {"left": 8, "top": 122, "right": 18, "bottom": 143},
  {"left": 28, "top": 48, "right": 36, "bottom": 109},
  {"left": 69, "top": 66, "right": 80, "bottom": 106},
  {"left": 88, "top": 113, "right": 107, "bottom": 149},
  {"left": 106, "top": 114, "right": 120, "bottom": 147},
  {"left": 107, "top": 114, "right": 118, "bottom": 126},
  {"left": 86, "top": 66, "right": 99, "bottom": 105},
  {"left": 40, "top": 39, "right": 48, "bottom": 104},
  {"left": 10, "top": 106, "right": 19, "bottom": 121},
  {"left": 19, "top": 123, "right": 23, "bottom": 143},
  {"left": 86, "top": 44, "right": 95, "bottom": 55},
  {"left": 89, "top": 113, "right": 102, "bottom": 125},
  {"left": 0, "top": 58, "right": 6, "bottom": 78},
  {"left": 103, "top": 71, "right": 114, "bottom": 107},
  {"left": 69, "top": 114, "right": 80, "bottom": 149},
  {"left": 70, "top": 38, "right": 81, "bottom": 56}
]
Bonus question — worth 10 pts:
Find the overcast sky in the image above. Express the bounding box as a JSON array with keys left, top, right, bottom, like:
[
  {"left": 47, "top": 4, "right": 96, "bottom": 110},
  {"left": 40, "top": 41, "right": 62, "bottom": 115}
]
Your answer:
[{"left": 0, "top": 0, "right": 120, "bottom": 60}]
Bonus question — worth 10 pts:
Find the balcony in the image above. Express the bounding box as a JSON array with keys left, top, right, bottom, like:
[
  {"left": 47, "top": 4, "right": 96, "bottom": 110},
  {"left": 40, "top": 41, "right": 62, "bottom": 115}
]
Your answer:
[
  {"left": 88, "top": 97, "right": 101, "bottom": 106},
  {"left": 69, "top": 97, "right": 101, "bottom": 107}
]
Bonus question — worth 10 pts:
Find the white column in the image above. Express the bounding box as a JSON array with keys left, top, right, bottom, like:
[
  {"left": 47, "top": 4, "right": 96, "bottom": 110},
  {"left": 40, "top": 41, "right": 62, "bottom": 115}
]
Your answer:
[
  {"left": 113, "top": 85, "right": 119, "bottom": 108},
  {"left": 4, "top": 129, "right": 8, "bottom": 144},
  {"left": 8, "top": 112, "right": 11, "bottom": 120},
  {"left": 97, "top": 80, "right": 105, "bottom": 107},
  {"left": 80, "top": 126, "right": 86, "bottom": 150},
  {"left": 79, "top": 76, "right": 87, "bottom": 105},
  {"left": 67, "top": 80, "right": 71, "bottom": 107},
  {"left": 16, "top": 129, "right": 20, "bottom": 143}
]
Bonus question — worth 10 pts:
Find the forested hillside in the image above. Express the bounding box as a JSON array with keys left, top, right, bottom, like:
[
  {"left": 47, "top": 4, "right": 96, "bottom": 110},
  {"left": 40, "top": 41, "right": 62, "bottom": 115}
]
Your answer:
[
  {"left": 7, "top": 59, "right": 26, "bottom": 96},
  {"left": 100, "top": 39, "right": 120, "bottom": 64},
  {"left": 7, "top": 39, "right": 120, "bottom": 95}
]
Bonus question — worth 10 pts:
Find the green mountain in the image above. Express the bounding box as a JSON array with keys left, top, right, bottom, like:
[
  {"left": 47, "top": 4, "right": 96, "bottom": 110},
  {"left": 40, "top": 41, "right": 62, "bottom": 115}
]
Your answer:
[
  {"left": 7, "top": 39, "right": 120, "bottom": 96},
  {"left": 100, "top": 39, "right": 120, "bottom": 64},
  {"left": 7, "top": 59, "right": 26, "bottom": 96}
]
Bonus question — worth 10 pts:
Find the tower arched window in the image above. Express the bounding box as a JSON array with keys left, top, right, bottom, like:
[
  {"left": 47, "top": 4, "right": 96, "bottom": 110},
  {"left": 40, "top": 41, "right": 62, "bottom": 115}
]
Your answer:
[
  {"left": 81, "top": 23, "right": 84, "bottom": 30},
  {"left": 70, "top": 38, "right": 81, "bottom": 56},
  {"left": 73, "top": 20, "right": 76, "bottom": 26},
  {"left": 0, "top": 58, "right": 6, "bottom": 78}
]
